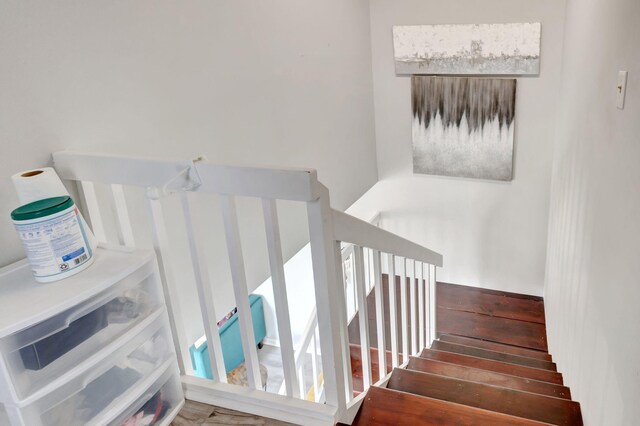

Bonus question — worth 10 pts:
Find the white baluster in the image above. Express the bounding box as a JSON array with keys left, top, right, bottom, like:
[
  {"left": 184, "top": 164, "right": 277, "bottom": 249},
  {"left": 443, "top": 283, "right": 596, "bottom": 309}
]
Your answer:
[
  {"left": 429, "top": 265, "right": 437, "bottom": 343},
  {"left": 262, "top": 199, "right": 299, "bottom": 398},
  {"left": 354, "top": 245, "right": 372, "bottom": 389},
  {"left": 409, "top": 259, "right": 417, "bottom": 355},
  {"left": 179, "top": 192, "right": 227, "bottom": 382},
  {"left": 220, "top": 195, "right": 262, "bottom": 390},
  {"left": 373, "top": 250, "right": 387, "bottom": 380},
  {"left": 387, "top": 254, "right": 399, "bottom": 368},
  {"left": 110, "top": 183, "right": 134, "bottom": 247},
  {"left": 417, "top": 261, "right": 425, "bottom": 351},
  {"left": 399, "top": 257, "right": 409, "bottom": 362},
  {"left": 78, "top": 181, "right": 107, "bottom": 243}
]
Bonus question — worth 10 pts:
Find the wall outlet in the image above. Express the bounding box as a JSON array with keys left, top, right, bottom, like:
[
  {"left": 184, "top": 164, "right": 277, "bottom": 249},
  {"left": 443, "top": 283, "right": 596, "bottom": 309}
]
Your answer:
[{"left": 617, "top": 71, "right": 628, "bottom": 109}]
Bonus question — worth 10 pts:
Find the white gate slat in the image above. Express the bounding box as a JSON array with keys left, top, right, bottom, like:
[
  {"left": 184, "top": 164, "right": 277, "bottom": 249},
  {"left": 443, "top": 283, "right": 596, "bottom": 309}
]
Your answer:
[
  {"left": 372, "top": 250, "right": 386, "bottom": 380},
  {"left": 399, "top": 257, "right": 409, "bottom": 362},
  {"left": 429, "top": 265, "right": 437, "bottom": 344},
  {"left": 78, "top": 180, "right": 107, "bottom": 243},
  {"left": 311, "top": 330, "right": 319, "bottom": 402},
  {"left": 220, "top": 195, "right": 262, "bottom": 390},
  {"left": 262, "top": 199, "right": 299, "bottom": 398},
  {"left": 179, "top": 192, "right": 227, "bottom": 383},
  {"left": 387, "top": 254, "right": 399, "bottom": 368},
  {"left": 334, "top": 241, "right": 354, "bottom": 403},
  {"left": 354, "top": 245, "right": 372, "bottom": 389},
  {"left": 110, "top": 183, "right": 135, "bottom": 247},
  {"left": 417, "top": 261, "right": 425, "bottom": 350},
  {"left": 409, "top": 259, "right": 417, "bottom": 355},
  {"left": 145, "top": 193, "right": 189, "bottom": 374}
]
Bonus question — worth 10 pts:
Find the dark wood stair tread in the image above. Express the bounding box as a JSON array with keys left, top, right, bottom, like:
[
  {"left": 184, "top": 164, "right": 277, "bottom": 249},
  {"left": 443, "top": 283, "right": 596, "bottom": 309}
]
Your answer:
[
  {"left": 352, "top": 386, "right": 550, "bottom": 426},
  {"left": 431, "top": 340, "right": 557, "bottom": 371},
  {"left": 438, "top": 334, "right": 552, "bottom": 361},
  {"left": 349, "top": 344, "right": 393, "bottom": 394},
  {"left": 406, "top": 357, "right": 571, "bottom": 399},
  {"left": 437, "top": 307, "right": 548, "bottom": 351},
  {"left": 437, "top": 282, "right": 546, "bottom": 324},
  {"left": 387, "top": 368, "right": 582, "bottom": 425},
  {"left": 420, "top": 348, "right": 564, "bottom": 385}
]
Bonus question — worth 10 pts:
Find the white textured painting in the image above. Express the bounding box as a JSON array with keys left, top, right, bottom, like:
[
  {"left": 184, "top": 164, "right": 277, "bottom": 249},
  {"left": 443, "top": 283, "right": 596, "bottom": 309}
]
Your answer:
[
  {"left": 412, "top": 76, "right": 516, "bottom": 181},
  {"left": 393, "top": 23, "right": 540, "bottom": 75}
]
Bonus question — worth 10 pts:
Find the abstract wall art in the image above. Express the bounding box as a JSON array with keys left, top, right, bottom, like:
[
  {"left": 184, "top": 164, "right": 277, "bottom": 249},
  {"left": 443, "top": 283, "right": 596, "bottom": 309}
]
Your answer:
[
  {"left": 412, "top": 76, "right": 516, "bottom": 181},
  {"left": 393, "top": 23, "right": 541, "bottom": 75}
]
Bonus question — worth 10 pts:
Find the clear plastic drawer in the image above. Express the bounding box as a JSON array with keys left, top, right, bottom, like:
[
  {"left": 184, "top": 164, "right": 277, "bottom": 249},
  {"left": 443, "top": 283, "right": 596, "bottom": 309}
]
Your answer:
[
  {"left": 4, "top": 319, "right": 174, "bottom": 426},
  {"left": 0, "top": 262, "right": 161, "bottom": 402}
]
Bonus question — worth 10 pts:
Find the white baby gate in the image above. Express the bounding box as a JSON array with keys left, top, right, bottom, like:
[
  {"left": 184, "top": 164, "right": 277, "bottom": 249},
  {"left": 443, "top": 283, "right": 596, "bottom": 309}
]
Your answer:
[{"left": 52, "top": 151, "right": 442, "bottom": 425}]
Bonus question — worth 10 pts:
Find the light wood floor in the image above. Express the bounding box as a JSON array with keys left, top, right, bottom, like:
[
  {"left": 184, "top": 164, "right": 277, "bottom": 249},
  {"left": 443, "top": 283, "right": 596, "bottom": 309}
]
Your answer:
[{"left": 171, "top": 400, "right": 295, "bottom": 425}]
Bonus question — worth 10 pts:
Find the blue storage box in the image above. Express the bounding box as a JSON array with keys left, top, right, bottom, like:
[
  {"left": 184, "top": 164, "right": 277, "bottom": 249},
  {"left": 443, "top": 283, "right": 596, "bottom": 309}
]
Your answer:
[{"left": 189, "top": 294, "right": 266, "bottom": 379}]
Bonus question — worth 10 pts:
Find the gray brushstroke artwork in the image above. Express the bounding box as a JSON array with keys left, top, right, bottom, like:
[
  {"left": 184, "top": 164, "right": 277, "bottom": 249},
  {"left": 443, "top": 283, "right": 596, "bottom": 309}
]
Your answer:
[
  {"left": 394, "top": 23, "right": 540, "bottom": 75},
  {"left": 412, "top": 76, "right": 516, "bottom": 181}
]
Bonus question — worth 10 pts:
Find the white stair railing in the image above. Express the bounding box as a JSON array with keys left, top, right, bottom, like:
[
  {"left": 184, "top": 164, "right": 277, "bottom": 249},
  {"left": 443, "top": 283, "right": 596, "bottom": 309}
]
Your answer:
[{"left": 52, "top": 151, "right": 442, "bottom": 425}]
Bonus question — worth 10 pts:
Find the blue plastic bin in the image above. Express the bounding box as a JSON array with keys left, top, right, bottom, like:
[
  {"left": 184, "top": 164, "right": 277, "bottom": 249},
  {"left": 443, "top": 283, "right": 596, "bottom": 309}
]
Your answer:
[{"left": 189, "top": 294, "right": 266, "bottom": 379}]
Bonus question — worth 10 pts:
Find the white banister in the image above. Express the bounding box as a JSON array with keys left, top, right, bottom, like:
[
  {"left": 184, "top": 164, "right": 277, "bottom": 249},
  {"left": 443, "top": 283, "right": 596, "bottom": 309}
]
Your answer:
[
  {"left": 53, "top": 151, "right": 444, "bottom": 425},
  {"left": 372, "top": 250, "right": 387, "bottom": 381},
  {"left": 220, "top": 195, "right": 262, "bottom": 390},
  {"left": 306, "top": 185, "right": 349, "bottom": 416},
  {"left": 387, "top": 254, "right": 400, "bottom": 368},
  {"left": 332, "top": 210, "right": 443, "bottom": 267},
  {"left": 262, "top": 199, "right": 299, "bottom": 398},
  {"left": 109, "top": 183, "right": 135, "bottom": 247},
  {"left": 179, "top": 192, "right": 227, "bottom": 383},
  {"left": 354, "top": 245, "right": 372, "bottom": 390}
]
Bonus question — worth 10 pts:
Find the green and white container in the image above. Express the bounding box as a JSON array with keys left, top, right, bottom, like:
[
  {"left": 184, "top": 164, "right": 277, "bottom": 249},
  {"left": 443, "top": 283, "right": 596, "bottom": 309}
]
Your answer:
[{"left": 11, "top": 196, "right": 94, "bottom": 283}]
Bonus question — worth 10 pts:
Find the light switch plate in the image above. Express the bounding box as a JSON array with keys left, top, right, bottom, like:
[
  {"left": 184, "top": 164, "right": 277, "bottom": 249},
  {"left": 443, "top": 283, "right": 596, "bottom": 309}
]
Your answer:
[{"left": 617, "top": 71, "right": 628, "bottom": 109}]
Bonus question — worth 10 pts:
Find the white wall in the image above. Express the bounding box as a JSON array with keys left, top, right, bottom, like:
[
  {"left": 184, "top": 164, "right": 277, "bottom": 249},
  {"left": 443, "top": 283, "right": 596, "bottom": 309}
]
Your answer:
[
  {"left": 352, "top": 0, "right": 567, "bottom": 295},
  {"left": 0, "top": 2, "right": 377, "bottom": 346},
  {"left": 544, "top": 0, "right": 640, "bottom": 423}
]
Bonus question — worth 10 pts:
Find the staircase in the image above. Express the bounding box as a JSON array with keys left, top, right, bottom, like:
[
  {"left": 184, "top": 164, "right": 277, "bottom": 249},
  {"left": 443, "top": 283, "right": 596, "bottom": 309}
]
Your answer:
[{"left": 349, "top": 282, "right": 583, "bottom": 425}]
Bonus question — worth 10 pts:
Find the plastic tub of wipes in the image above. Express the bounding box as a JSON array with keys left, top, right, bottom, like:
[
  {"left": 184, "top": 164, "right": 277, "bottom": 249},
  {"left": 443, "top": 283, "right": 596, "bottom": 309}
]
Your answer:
[{"left": 11, "top": 196, "right": 94, "bottom": 283}]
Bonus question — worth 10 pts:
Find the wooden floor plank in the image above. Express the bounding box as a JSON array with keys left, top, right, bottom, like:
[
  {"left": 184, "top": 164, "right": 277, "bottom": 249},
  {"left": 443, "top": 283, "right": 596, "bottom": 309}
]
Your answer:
[
  {"left": 438, "top": 334, "right": 552, "bottom": 361},
  {"left": 431, "top": 341, "right": 557, "bottom": 371},
  {"left": 406, "top": 357, "right": 571, "bottom": 399},
  {"left": 420, "top": 349, "right": 563, "bottom": 385},
  {"left": 437, "top": 307, "right": 548, "bottom": 351},
  {"left": 387, "top": 369, "right": 583, "bottom": 426},
  {"left": 352, "top": 386, "right": 549, "bottom": 426}
]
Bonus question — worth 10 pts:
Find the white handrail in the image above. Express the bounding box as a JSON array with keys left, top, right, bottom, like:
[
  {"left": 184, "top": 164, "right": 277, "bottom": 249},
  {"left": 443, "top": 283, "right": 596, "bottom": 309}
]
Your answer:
[{"left": 332, "top": 209, "right": 443, "bottom": 267}]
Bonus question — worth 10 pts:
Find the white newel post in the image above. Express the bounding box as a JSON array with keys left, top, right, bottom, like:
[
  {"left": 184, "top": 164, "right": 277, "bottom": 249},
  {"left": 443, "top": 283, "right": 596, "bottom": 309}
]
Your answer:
[{"left": 306, "top": 184, "right": 349, "bottom": 419}]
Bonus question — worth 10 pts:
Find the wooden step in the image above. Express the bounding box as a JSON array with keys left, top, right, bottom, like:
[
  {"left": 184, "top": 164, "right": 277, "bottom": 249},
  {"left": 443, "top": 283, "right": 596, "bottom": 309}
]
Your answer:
[
  {"left": 437, "top": 307, "right": 548, "bottom": 351},
  {"left": 387, "top": 368, "right": 582, "bottom": 425},
  {"left": 352, "top": 386, "right": 549, "bottom": 426},
  {"left": 406, "top": 357, "right": 571, "bottom": 400},
  {"left": 420, "top": 349, "right": 563, "bottom": 385},
  {"left": 431, "top": 340, "right": 557, "bottom": 371},
  {"left": 439, "top": 334, "right": 552, "bottom": 361},
  {"left": 350, "top": 344, "right": 393, "bottom": 394},
  {"left": 437, "top": 282, "right": 546, "bottom": 324}
]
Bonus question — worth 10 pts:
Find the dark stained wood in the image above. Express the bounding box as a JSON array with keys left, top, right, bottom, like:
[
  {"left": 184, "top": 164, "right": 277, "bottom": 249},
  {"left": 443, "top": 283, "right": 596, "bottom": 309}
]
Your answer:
[
  {"left": 387, "top": 369, "right": 583, "bottom": 425},
  {"left": 351, "top": 386, "right": 549, "bottom": 426},
  {"left": 431, "top": 341, "right": 557, "bottom": 371},
  {"left": 420, "top": 349, "right": 564, "bottom": 385},
  {"left": 437, "top": 307, "right": 548, "bottom": 351},
  {"left": 350, "top": 344, "right": 394, "bottom": 394},
  {"left": 406, "top": 357, "right": 571, "bottom": 400},
  {"left": 437, "top": 282, "right": 546, "bottom": 324},
  {"left": 439, "top": 334, "right": 552, "bottom": 361}
]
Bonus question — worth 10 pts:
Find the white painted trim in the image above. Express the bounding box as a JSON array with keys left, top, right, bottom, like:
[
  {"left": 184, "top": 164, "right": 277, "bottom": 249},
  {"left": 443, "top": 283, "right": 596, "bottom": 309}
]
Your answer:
[
  {"left": 182, "top": 375, "right": 337, "bottom": 426},
  {"left": 387, "top": 253, "right": 400, "bottom": 368},
  {"left": 78, "top": 180, "right": 107, "bottom": 243},
  {"left": 354, "top": 245, "right": 372, "bottom": 389},
  {"left": 220, "top": 195, "right": 262, "bottom": 390},
  {"left": 110, "top": 183, "right": 135, "bottom": 247},
  {"left": 54, "top": 151, "right": 320, "bottom": 202},
  {"left": 372, "top": 250, "right": 387, "bottom": 380},
  {"left": 332, "top": 209, "right": 443, "bottom": 267}
]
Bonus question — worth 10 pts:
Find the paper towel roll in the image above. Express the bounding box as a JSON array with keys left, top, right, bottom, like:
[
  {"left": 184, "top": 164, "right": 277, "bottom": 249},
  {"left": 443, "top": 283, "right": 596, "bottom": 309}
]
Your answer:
[{"left": 12, "top": 167, "right": 99, "bottom": 250}]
